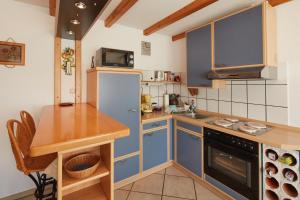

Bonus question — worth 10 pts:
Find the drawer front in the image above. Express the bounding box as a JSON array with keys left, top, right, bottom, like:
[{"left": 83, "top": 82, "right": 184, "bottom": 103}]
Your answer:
[
  {"left": 114, "top": 154, "right": 139, "bottom": 183},
  {"left": 177, "top": 129, "right": 202, "bottom": 176},
  {"left": 177, "top": 120, "right": 202, "bottom": 133},
  {"left": 143, "top": 120, "right": 167, "bottom": 130},
  {"left": 143, "top": 129, "right": 168, "bottom": 171}
]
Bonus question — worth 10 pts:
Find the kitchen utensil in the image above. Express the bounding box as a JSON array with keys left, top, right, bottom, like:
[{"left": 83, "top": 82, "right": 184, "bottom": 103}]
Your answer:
[{"left": 155, "top": 71, "right": 164, "bottom": 81}]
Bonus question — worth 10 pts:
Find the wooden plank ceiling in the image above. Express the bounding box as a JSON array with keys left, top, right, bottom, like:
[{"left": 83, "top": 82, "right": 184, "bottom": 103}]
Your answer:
[{"left": 105, "top": 0, "right": 138, "bottom": 28}]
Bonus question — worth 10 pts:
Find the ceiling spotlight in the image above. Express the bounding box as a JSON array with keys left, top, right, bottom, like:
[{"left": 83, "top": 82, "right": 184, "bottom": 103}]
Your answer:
[
  {"left": 70, "top": 19, "right": 80, "bottom": 25},
  {"left": 67, "top": 30, "right": 74, "bottom": 35},
  {"left": 75, "top": 2, "right": 87, "bottom": 9}
]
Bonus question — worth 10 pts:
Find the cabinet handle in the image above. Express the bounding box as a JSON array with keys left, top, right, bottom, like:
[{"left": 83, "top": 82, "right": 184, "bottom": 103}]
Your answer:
[
  {"left": 151, "top": 122, "right": 161, "bottom": 127},
  {"left": 189, "top": 134, "right": 200, "bottom": 140},
  {"left": 128, "top": 109, "right": 137, "bottom": 112},
  {"left": 145, "top": 132, "right": 154, "bottom": 136}
]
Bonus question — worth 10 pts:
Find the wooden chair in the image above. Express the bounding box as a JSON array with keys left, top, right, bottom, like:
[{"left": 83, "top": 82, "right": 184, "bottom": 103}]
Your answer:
[
  {"left": 6, "top": 119, "right": 57, "bottom": 200},
  {"left": 20, "top": 110, "right": 36, "bottom": 143}
]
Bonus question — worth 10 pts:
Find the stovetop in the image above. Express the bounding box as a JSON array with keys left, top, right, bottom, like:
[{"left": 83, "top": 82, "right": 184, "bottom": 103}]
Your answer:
[{"left": 207, "top": 119, "right": 272, "bottom": 136}]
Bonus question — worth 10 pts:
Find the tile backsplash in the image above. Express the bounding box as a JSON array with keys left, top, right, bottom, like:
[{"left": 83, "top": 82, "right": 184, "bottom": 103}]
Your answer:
[
  {"left": 181, "top": 80, "right": 289, "bottom": 125},
  {"left": 141, "top": 80, "right": 289, "bottom": 125}
]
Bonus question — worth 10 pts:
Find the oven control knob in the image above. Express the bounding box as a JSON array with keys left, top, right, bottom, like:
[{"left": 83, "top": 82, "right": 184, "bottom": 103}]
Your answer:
[
  {"left": 250, "top": 145, "right": 254, "bottom": 150},
  {"left": 129, "top": 60, "right": 134, "bottom": 65},
  {"left": 237, "top": 141, "right": 241, "bottom": 146},
  {"left": 243, "top": 143, "right": 248, "bottom": 148},
  {"left": 232, "top": 139, "right": 236, "bottom": 144},
  {"left": 129, "top": 54, "right": 134, "bottom": 59}
]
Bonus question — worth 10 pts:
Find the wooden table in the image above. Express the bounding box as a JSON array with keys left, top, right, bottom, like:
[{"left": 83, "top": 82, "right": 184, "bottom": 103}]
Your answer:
[{"left": 31, "top": 104, "right": 130, "bottom": 200}]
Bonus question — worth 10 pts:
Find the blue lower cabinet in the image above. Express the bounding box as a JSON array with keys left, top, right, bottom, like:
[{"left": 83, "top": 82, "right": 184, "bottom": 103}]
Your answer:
[
  {"left": 114, "top": 154, "right": 139, "bottom": 183},
  {"left": 177, "top": 129, "right": 202, "bottom": 176},
  {"left": 177, "top": 121, "right": 202, "bottom": 133},
  {"left": 143, "top": 120, "right": 167, "bottom": 130},
  {"left": 143, "top": 129, "right": 168, "bottom": 171}
]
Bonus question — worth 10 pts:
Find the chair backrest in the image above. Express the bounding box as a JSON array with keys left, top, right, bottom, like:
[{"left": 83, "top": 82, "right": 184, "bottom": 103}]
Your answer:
[
  {"left": 6, "top": 120, "right": 32, "bottom": 175},
  {"left": 20, "top": 111, "right": 36, "bottom": 141}
]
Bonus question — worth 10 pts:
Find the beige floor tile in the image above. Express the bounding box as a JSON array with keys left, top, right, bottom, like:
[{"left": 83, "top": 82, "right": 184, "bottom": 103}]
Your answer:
[
  {"left": 127, "top": 192, "right": 161, "bottom": 200},
  {"left": 132, "top": 174, "right": 164, "bottom": 195},
  {"left": 120, "top": 183, "right": 133, "bottom": 191},
  {"left": 165, "top": 166, "right": 188, "bottom": 177},
  {"left": 162, "top": 196, "right": 188, "bottom": 200},
  {"left": 115, "top": 190, "right": 130, "bottom": 200},
  {"left": 195, "top": 182, "right": 222, "bottom": 200},
  {"left": 163, "top": 175, "right": 196, "bottom": 199},
  {"left": 155, "top": 169, "right": 166, "bottom": 175}
]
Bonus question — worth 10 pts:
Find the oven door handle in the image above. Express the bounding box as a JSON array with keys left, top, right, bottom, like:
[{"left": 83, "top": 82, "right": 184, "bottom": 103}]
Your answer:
[{"left": 205, "top": 138, "right": 258, "bottom": 159}]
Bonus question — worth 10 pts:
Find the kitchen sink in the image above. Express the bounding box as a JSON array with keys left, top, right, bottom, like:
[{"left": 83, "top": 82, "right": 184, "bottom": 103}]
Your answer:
[{"left": 181, "top": 113, "right": 210, "bottom": 120}]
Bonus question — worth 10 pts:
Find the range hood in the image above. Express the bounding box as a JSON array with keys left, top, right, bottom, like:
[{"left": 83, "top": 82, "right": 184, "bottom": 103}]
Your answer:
[{"left": 208, "top": 66, "right": 277, "bottom": 80}]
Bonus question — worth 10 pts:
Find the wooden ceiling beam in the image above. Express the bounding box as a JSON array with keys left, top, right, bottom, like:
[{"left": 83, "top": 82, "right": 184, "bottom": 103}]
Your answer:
[
  {"left": 268, "top": 0, "right": 291, "bottom": 7},
  {"left": 105, "top": 0, "right": 138, "bottom": 28},
  {"left": 172, "top": 32, "right": 186, "bottom": 42},
  {"left": 143, "top": 0, "right": 217, "bottom": 36},
  {"left": 49, "top": 0, "right": 56, "bottom": 16}
]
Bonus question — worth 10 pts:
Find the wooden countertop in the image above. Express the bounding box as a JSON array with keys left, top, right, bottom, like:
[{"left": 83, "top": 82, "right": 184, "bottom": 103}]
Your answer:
[
  {"left": 141, "top": 111, "right": 172, "bottom": 123},
  {"left": 87, "top": 67, "right": 143, "bottom": 74},
  {"left": 30, "top": 104, "right": 129, "bottom": 157},
  {"left": 143, "top": 111, "right": 300, "bottom": 150}
]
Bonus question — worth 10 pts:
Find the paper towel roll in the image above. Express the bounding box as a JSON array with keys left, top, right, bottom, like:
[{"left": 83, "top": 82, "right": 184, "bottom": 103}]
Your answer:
[{"left": 164, "top": 94, "right": 169, "bottom": 109}]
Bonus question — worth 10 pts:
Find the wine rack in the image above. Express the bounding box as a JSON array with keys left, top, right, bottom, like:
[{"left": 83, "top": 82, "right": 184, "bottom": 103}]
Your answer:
[{"left": 263, "top": 145, "right": 300, "bottom": 200}]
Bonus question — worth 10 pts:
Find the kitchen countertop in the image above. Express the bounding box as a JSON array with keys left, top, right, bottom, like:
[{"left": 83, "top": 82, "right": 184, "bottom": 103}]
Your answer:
[
  {"left": 142, "top": 110, "right": 300, "bottom": 150},
  {"left": 30, "top": 103, "right": 129, "bottom": 157},
  {"left": 141, "top": 111, "right": 172, "bottom": 123}
]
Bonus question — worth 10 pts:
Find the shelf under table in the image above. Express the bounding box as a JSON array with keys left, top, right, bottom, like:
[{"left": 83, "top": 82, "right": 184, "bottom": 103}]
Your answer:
[{"left": 63, "top": 183, "right": 107, "bottom": 200}]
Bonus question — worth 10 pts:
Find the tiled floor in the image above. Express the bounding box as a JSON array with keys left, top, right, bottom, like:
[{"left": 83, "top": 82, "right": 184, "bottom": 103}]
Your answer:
[
  {"left": 18, "top": 166, "right": 222, "bottom": 200},
  {"left": 115, "top": 166, "right": 222, "bottom": 200}
]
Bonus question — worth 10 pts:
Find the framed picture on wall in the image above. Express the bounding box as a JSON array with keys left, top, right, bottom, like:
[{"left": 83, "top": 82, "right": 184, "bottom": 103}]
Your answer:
[{"left": 0, "top": 41, "right": 25, "bottom": 66}]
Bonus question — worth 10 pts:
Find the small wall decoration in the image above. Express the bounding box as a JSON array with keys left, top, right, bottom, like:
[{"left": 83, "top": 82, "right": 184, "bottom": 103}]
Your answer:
[
  {"left": 141, "top": 41, "right": 151, "bottom": 56},
  {"left": 0, "top": 40, "right": 25, "bottom": 67},
  {"left": 61, "top": 47, "right": 75, "bottom": 75}
]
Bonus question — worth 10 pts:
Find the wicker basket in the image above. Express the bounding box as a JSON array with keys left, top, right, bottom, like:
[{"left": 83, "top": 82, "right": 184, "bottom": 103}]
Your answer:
[{"left": 64, "top": 153, "right": 100, "bottom": 179}]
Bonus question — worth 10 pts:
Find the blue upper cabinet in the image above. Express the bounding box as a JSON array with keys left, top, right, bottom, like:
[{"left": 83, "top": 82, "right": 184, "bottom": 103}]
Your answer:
[
  {"left": 214, "top": 5, "right": 263, "bottom": 68},
  {"left": 187, "top": 24, "right": 213, "bottom": 87},
  {"left": 98, "top": 73, "right": 140, "bottom": 158}
]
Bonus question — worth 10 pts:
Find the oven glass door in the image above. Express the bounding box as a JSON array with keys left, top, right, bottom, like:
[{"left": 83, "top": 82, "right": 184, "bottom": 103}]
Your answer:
[{"left": 204, "top": 139, "right": 258, "bottom": 200}]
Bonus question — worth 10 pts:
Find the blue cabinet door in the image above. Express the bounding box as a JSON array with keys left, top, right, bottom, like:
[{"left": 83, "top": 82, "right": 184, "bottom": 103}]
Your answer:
[
  {"left": 99, "top": 73, "right": 140, "bottom": 158},
  {"left": 214, "top": 5, "right": 263, "bottom": 68},
  {"left": 143, "top": 129, "right": 168, "bottom": 171},
  {"left": 114, "top": 155, "right": 140, "bottom": 182},
  {"left": 187, "top": 24, "right": 212, "bottom": 87},
  {"left": 177, "top": 129, "right": 202, "bottom": 176}
]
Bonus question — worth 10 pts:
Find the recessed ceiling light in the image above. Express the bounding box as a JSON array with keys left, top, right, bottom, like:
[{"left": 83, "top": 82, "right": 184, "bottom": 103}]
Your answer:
[
  {"left": 67, "top": 30, "right": 74, "bottom": 35},
  {"left": 75, "top": 2, "right": 87, "bottom": 9},
  {"left": 70, "top": 19, "right": 80, "bottom": 25}
]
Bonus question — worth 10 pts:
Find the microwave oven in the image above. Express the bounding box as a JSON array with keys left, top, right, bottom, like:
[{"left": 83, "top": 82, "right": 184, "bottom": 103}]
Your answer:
[{"left": 95, "top": 48, "right": 134, "bottom": 68}]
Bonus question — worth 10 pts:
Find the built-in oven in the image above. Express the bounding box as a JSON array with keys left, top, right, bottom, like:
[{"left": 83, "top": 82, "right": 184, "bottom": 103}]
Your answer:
[
  {"left": 96, "top": 47, "right": 134, "bottom": 68},
  {"left": 204, "top": 128, "right": 259, "bottom": 200}
]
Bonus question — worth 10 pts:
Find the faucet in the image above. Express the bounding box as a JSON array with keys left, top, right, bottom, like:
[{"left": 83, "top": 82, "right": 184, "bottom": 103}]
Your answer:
[{"left": 189, "top": 100, "right": 197, "bottom": 115}]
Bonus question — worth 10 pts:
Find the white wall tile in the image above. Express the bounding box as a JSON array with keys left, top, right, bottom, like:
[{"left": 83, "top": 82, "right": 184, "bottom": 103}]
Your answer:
[
  {"left": 219, "top": 86, "right": 231, "bottom": 101},
  {"left": 267, "top": 106, "right": 288, "bottom": 125},
  {"left": 232, "top": 85, "right": 247, "bottom": 103},
  {"left": 167, "top": 84, "right": 174, "bottom": 94},
  {"left": 142, "top": 85, "right": 150, "bottom": 95},
  {"left": 150, "top": 85, "right": 159, "bottom": 97},
  {"left": 174, "top": 84, "right": 180, "bottom": 95},
  {"left": 207, "top": 88, "right": 218, "bottom": 100},
  {"left": 248, "top": 85, "right": 265, "bottom": 105},
  {"left": 180, "top": 96, "right": 188, "bottom": 104},
  {"left": 207, "top": 100, "right": 218, "bottom": 113},
  {"left": 197, "top": 99, "right": 206, "bottom": 111},
  {"left": 247, "top": 80, "right": 265, "bottom": 85},
  {"left": 232, "top": 102, "right": 247, "bottom": 118},
  {"left": 181, "top": 85, "right": 188, "bottom": 97},
  {"left": 266, "top": 85, "right": 288, "bottom": 107},
  {"left": 231, "top": 80, "right": 246, "bottom": 85},
  {"left": 158, "top": 97, "right": 163, "bottom": 106},
  {"left": 159, "top": 85, "right": 166, "bottom": 96},
  {"left": 248, "top": 104, "right": 266, "bottom": 121},
  {"left": 197, "top": 88, "right": 206, "bottom": 99},
  {"left": 188, "top": 97, "right": 197, "bottom": 105},
  {"left": 219, "top": 101, "right": 231, "bottom": 115},
  {"left": 151, "top": 97, "right": 158, "bottom": 104}
]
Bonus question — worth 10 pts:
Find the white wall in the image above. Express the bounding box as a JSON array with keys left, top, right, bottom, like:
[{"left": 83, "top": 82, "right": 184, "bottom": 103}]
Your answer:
[
  {"left": 0, "top": 0, "right": 54, "bottom": 198},
  {"left": 81, "top": 21, "right": 186, "bottom": 102},
  {"left": 275, "top": 1, "right": 300, "bottom": 127}
]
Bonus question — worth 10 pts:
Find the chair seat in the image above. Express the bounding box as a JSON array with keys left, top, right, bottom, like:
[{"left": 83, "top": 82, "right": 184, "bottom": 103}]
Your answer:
[{"left": 24, "top": 153, "right": 57, "bottom": 174}]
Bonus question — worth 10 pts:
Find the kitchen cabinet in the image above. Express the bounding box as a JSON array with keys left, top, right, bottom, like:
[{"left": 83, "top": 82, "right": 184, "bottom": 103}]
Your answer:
[
  {"left": 214, "top": 3, "right": 276, "bottom": 69},
  {"left": 98, "top": 73, "right": 140, "bottom": 158},
  {"left": 87, "top": 69, "right": 141, "bottom": 183},
  {"left": 170, "top": 119, "right": 174, "bottom": 160},
  {"left": 176, "top": 120, "right": 202, "bottom": 176},
  {"left": 143, "top": 129, "right": 168, "bottom": 171},
  {"left": 114, "top": 154, "right": 140, "bottom": 182},
  {"left": 187, "top": 24, "right": 213, "bottom": 87}
]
